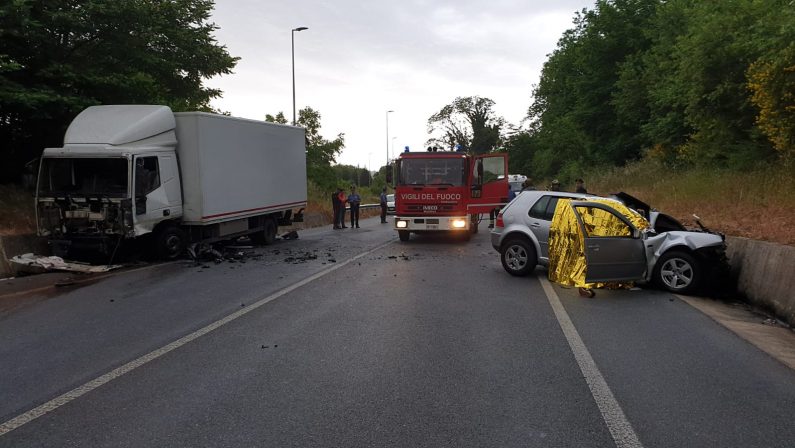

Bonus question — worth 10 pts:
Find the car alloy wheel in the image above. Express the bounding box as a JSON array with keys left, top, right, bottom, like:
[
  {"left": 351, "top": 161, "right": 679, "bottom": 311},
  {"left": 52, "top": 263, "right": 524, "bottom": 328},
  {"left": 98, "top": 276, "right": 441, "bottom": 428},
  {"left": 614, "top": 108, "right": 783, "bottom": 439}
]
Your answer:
[
  {"left": 654, "top": 250, "right": 703, "bottom": 294},
  {"left": 500, "top": 237, "right": 536, "bottom": 276},
  {"left": 660, "top": 257, "right": 694, "bottom": 290}
]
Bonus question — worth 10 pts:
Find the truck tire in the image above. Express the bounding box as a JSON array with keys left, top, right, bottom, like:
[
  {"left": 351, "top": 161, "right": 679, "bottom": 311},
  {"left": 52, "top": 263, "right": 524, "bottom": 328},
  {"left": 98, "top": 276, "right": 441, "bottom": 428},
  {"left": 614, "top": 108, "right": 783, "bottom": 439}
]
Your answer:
[
  {"left": 251, "top": 218, "right": 277, "bottom": 245},
  {"left": 470, "top": 214, "right": 479, "bottom": 234},
  {"left": 500, "top": 237, "right": 537, "bottom": 276},
  {"left": 155, "top": 226, "right": 187, "bottom": 260},
  {"left": 653, "top": 250, "right": 702, "bottom": 294},
  {"left": 398, "top": 230, "right": 410, "bottom": 242}
]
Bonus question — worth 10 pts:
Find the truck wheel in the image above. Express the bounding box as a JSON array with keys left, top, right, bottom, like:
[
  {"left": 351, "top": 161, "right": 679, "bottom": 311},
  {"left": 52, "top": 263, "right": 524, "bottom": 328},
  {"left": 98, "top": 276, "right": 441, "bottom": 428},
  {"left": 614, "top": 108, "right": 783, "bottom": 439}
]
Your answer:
[
  {"left": 470, "top": 214, "right": 479, "bottom": 234},
  {"left": 251, "top": 218, "right": 277, "bottom": 245},
  {"left": 654, "top": 250, "right": 702, "bottom": 294},
  {"left": 155, "top": 226, "right": 187, "bottom": 260},
  {"left": 500, "top": 237, "right": 537, "bottom": 276},
  {"left": 398, "top": 230, "right": 410, "bottom": 242}
]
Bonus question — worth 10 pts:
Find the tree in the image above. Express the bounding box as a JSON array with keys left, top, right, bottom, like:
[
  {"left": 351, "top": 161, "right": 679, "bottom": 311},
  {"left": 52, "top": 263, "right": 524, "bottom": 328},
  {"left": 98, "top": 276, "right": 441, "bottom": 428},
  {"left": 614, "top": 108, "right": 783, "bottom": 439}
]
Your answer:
[
  {"left": 271, "top": 106, "right": 345, "bottom": 190},
  {"left": 0, "top": 0, "right": 239, "bottom": 183},
  {"left": 427, "top": 96, "right": 504, "bottom": 154},
  {"left": 265, "top": 112, "right": 288, "bottom": 124}
]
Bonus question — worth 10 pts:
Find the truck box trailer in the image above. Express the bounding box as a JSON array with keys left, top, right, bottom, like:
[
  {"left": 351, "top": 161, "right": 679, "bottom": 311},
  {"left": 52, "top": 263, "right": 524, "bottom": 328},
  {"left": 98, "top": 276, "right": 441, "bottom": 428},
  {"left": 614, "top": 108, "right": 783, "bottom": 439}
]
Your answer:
[{"left": 36, "top": 105, "right": 307, "bottom": 259}]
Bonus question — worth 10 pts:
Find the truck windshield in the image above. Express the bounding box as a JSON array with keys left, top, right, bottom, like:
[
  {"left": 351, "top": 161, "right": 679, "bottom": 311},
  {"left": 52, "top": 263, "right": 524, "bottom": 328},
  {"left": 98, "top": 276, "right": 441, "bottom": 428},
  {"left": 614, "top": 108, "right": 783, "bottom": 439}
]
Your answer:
[
  {"left": 39, "top": 157, "right": 129, "bottom": 197},
  {"left": 398, "top": 158, "right": 466, "bottom": 186}
]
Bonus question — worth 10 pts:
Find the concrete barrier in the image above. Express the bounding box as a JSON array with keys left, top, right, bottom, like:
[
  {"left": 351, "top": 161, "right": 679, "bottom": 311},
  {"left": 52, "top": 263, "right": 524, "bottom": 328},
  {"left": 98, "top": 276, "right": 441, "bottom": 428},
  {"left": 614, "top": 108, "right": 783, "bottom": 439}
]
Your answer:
[
  {"left": 726, "top": 236, "right": 795, "bottom": 327},
  {"left": 0, "top": 234, "right": 50, "bottom": 277}
]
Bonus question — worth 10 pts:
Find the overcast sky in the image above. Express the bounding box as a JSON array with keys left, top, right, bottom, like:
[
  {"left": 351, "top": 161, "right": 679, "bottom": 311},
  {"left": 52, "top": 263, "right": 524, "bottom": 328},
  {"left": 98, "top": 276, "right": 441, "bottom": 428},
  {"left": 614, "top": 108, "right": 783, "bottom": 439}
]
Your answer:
[{"left": 207, "top": 0, "right": 594, "bottom": 171}]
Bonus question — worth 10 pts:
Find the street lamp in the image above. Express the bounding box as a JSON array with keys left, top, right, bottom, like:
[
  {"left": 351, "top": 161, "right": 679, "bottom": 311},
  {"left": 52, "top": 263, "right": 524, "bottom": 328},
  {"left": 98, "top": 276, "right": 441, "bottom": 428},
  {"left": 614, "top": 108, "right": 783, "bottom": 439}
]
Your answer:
[
  {"left": 291, "top": 26, "right": 309, "bottom": 125},
  {"left": 386, "top": 110, "right": 394, "bottom": 167}
]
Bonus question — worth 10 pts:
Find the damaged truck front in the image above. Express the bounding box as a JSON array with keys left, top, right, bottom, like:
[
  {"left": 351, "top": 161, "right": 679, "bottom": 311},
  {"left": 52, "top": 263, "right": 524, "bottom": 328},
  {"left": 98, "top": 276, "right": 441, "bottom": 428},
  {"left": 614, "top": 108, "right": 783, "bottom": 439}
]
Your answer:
[
  {"left": 37, "top": 156, "right": 135, "bottom": 254},
  {"left": 36, "top": 105, "right": 307, "bottom": 259}
]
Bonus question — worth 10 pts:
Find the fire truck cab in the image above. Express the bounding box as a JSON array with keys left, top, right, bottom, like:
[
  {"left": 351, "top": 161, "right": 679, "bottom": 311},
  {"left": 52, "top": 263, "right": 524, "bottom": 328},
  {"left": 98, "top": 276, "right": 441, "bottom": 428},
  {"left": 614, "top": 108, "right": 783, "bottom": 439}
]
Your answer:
[{"left": 390, "top": 149, "right": 508, "bottom": 242}]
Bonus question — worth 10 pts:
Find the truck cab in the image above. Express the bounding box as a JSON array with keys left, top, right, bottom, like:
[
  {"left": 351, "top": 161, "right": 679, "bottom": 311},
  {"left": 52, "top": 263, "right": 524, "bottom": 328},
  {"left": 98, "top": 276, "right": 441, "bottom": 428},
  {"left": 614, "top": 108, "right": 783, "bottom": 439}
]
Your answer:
[
  {"left": 391, "top": 149, "right": 508, "bottom": 241},
  {"left": 36, "top": 105, "right": 182, "bottom": 255}
]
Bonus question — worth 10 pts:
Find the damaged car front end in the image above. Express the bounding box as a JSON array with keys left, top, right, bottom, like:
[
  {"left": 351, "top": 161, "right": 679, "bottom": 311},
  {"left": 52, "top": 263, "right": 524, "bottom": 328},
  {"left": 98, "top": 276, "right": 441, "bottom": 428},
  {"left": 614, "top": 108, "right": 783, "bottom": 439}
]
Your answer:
[
  {"left": 36, "top": 156, "right": 135, "bottom": 255},
  {"left": 492, "top": 190, "right": 729, "bottom": 294}
]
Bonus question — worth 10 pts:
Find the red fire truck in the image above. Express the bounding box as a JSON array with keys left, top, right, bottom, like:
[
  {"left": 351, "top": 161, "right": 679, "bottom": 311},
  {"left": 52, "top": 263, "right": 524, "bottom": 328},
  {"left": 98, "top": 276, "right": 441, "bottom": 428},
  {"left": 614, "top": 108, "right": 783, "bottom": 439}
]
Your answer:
[{"left": 389, "top": 148, "right": 509, "bottom": 241}]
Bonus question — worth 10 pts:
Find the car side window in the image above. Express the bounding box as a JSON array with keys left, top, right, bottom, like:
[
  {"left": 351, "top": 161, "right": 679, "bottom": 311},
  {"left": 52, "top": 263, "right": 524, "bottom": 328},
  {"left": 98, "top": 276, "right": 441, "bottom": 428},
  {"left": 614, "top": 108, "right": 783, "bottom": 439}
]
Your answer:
[
  {"left": 528, "top": 196, "right": 550, "bottom": 219},
  {"left": 544, "top": 197, "right": 562, "bottom": 220},
  {"left": 574, "top": 206, "right": 632, "bottom": 238}
]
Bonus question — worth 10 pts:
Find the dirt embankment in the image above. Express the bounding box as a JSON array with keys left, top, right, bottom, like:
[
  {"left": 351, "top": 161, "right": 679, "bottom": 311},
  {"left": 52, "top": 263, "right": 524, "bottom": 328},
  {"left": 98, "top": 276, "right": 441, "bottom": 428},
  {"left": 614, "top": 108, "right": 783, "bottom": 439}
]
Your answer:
[{"left": 585, "top": 161, "right": 794, "bottom": 246}]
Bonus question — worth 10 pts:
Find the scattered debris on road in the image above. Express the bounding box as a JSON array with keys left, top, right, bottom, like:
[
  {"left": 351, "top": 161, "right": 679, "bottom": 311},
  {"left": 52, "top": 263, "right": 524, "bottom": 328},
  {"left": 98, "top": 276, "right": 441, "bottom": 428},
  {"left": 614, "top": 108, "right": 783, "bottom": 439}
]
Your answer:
[{"left": 11, "top": 254, "right": 123, "bottom": 274}]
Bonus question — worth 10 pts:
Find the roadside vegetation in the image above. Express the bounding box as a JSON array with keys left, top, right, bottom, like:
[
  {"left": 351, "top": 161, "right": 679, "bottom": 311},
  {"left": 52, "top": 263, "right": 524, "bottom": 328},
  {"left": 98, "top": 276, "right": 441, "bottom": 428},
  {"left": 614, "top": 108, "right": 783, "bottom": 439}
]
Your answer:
[{"left": 581, "top": 160, "right": 795, "bottom": 246}]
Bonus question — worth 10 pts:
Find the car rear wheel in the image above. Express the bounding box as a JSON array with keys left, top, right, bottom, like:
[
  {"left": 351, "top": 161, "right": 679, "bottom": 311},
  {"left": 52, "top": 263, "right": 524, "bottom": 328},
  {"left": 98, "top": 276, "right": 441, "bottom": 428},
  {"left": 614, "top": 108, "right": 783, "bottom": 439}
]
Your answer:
[
  {"left": 500, "top": 237, "right": 537, "bottom": 276},
  {"left": 654, "top": 250, "right": 701, "bottom": 294}
]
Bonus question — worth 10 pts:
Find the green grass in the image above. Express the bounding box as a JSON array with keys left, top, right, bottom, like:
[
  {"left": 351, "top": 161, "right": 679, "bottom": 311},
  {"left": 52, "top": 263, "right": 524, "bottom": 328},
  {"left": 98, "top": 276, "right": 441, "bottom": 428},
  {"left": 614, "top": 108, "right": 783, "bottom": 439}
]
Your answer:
[{"left": 582, "top": 159, "right": 795, "bottom": 245}]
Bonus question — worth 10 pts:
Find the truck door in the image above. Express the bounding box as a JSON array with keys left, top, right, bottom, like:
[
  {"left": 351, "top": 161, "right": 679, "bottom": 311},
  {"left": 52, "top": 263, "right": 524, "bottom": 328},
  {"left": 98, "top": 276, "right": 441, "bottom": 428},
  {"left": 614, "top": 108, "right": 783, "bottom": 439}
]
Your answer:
[
  {"left": 468, "top": 153, "right": 508, "bottom": 215},
  {"left": 133, "top": 155, "right": 170, "bottom": 232},
  {"left": 570, "top": 201, "right": 647, "bottom": 283}
]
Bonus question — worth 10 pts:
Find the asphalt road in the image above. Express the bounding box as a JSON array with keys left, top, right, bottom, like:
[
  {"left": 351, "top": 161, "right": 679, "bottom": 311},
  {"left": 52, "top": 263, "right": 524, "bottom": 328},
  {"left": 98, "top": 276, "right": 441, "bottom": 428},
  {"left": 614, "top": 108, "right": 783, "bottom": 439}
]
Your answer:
[{"left": 1, "top": 216, "right": 794, "bottom": 447}]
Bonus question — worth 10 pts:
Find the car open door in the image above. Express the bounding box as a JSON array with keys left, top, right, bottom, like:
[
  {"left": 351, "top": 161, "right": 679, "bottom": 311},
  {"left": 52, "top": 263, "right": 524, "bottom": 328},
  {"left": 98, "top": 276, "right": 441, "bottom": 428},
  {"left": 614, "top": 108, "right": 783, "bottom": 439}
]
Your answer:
[
  {"left": 468, "top": 153, "right": 508, "bottom": 214},
  {"left": 570, "top": 201, "right": 647, "bottom": 283}
]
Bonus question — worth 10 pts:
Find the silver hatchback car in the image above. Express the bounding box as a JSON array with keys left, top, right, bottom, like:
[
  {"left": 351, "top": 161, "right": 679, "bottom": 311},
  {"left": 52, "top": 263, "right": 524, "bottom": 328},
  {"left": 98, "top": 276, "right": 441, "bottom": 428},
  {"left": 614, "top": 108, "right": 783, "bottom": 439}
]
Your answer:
[{"left": 490, "top": 190, "right": 727, "bottom": 293}]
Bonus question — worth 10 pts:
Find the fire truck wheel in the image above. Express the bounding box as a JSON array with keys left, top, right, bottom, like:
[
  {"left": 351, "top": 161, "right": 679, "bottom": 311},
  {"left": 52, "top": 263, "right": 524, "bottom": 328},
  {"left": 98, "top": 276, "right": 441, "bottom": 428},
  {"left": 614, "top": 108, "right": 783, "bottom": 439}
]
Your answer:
[
  {"left": 470, "top": 214, "right": 479, "bottom": 234},
  {"left": 500, "top": 237, "right": 537, "bottom": 276},
  {"left": 398, "top": 230, "right": 410, "bottom": 242}
]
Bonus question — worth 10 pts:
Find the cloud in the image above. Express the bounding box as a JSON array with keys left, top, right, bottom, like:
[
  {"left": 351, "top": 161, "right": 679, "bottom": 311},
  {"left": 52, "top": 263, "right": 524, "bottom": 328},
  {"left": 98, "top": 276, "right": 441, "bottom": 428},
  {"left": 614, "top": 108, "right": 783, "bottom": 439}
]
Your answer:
[{"left": 206, "top": 0, "right": 594, "bottom": 168}]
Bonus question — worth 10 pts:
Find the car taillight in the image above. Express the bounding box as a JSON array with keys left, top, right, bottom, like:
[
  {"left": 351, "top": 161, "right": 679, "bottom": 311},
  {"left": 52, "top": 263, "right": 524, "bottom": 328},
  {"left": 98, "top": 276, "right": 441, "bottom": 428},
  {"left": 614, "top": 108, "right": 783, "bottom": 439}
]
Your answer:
[{"left": 496, "top": 212, "right": 504, "bottom": 228}]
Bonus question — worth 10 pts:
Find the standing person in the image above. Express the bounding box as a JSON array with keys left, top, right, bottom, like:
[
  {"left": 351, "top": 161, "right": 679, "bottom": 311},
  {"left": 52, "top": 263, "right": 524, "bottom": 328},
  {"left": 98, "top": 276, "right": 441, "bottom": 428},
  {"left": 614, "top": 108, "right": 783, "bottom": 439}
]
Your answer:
[
  {"left": 575, "top": 178, "right": 588, "bottom": 194},
  {"left": 521, "top": 179, "right": 535, "bottom": 191},
  {"left": 331, "top": 188, "right": 341, "bottom": 229},
  {"left": 348, "top": 186, "right": 362, "bottom": 228},
  {"left": 337, "top": 188, "right": 348, "bottom": 228},
  {"left": 379, "top": 187, "right": 388, "bottom": 223},
  {"left": 549, "top": 179, "right": 561, "bottom": 191}
]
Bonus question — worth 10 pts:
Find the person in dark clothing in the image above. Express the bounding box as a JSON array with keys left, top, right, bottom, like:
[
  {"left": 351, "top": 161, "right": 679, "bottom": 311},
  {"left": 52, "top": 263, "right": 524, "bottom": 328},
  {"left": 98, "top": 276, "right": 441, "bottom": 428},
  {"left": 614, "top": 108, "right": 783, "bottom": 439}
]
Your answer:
[
  {"left": 380, "top": 187, "right": 388, "bottom": 223},
  {"left": 348, "top": 186, "right": 361, "bottom": 228},
  {"left": 337, "top": 188, "right": 348, "bottom": 228},
  {"left": 331, "top": 189, "right": 341, "bottom": 229},
  {"left": 575, "top": 178, "right": 588, "bottom": 194}
]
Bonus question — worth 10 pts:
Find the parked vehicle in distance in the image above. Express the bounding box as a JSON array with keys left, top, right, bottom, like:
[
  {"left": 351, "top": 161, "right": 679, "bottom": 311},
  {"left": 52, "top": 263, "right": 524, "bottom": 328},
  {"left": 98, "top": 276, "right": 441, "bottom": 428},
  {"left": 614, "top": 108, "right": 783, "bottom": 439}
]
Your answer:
[
  {"left": 386, "top": 194, "right": 396, "bottom": 215},
  {"left": 490, "top": 190, "right": 727, "bottom": 294},
  {"left": 36, "top": 105, "right": 307, "bottom": 259}
]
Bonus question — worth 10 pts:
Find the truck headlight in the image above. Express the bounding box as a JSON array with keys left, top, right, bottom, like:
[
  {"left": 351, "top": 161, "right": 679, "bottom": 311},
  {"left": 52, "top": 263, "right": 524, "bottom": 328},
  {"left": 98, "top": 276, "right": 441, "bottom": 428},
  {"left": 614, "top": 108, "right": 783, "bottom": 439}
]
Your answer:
[
  {"left": 452, "top": 219, "right": 467, "bottom": 228},
  {"left": 396, "top": 220, "right": 407, "bottom": 228}
]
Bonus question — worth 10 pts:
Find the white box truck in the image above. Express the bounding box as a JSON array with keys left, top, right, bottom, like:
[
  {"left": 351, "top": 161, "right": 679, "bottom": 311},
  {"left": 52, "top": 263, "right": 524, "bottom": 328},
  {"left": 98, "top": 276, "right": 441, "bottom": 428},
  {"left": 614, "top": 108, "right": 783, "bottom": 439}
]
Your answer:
[{"left": 36, "top": 105, "right": 307, "bottom": 259}]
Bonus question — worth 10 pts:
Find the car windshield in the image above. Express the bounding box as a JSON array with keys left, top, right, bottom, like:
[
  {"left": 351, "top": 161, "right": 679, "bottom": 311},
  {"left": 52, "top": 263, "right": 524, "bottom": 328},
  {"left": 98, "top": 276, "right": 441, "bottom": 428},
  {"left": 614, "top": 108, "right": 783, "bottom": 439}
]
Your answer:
[
  {"left": 387, "top": 194, "right": 395, "bottom": 202},
  {"left": 38, "top": 157, "right": 129, "bottom": 197},
  {"left": 398, "top": 158, "right": 465, "bottom": 186}
]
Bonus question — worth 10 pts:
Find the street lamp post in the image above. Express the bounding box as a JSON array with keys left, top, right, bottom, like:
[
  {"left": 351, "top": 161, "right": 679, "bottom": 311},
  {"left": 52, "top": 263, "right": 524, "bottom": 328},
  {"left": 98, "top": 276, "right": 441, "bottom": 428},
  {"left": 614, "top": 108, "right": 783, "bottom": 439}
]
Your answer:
[
  {"left": 385, "top": 110, "right": 394, "bottom": 167},
  {"left": 291, "top": 26, "right": 308, "bottom": 125}
]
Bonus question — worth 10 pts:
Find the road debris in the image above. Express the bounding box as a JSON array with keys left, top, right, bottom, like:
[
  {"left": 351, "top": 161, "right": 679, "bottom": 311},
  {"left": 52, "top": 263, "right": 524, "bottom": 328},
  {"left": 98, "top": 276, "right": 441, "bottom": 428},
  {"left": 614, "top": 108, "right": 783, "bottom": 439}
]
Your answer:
[{"left": 11, "top": 253, "right": 122, "bottom": 274}]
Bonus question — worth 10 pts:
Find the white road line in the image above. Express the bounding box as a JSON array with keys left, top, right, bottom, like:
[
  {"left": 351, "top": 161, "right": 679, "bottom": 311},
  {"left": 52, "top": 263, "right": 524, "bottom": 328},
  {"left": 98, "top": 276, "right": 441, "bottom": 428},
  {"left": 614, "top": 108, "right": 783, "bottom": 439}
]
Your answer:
[
  {"left": 539, "top": 278, "right": 644, "bottom": 448},
  {"left": 0, "top": 240, "right": 394, "bottom": 437}
]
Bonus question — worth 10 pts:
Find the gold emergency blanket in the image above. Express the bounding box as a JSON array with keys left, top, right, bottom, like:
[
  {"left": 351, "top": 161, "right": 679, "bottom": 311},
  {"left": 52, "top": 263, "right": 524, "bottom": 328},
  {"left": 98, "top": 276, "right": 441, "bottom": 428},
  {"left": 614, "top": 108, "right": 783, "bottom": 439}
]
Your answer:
[{"left": 548, "top": 198, "right": 649, "bottom": 288}]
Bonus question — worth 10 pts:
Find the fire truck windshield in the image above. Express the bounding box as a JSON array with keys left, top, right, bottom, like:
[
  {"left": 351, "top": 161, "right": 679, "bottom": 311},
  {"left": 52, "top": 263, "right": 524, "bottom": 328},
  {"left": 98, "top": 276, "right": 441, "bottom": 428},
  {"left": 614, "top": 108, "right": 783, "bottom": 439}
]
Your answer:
[{"left": 398, "top": 158, "right": 466, "bottom": 186}]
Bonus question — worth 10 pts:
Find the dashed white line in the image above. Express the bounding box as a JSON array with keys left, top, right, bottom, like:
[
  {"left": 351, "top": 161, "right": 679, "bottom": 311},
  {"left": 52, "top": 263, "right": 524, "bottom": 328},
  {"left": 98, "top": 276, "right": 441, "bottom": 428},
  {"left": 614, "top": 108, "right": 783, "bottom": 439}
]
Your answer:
[
  {"left": 0, "top": 240, "right": 394, "bottom": 437},
  {"left": 539, "top": 277, "right": 644, "bottom": 448}
]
